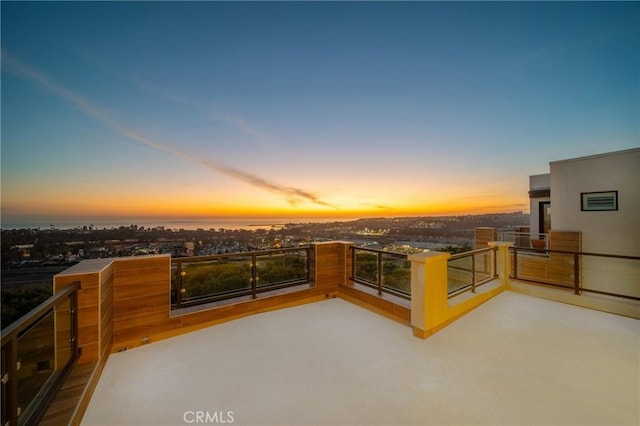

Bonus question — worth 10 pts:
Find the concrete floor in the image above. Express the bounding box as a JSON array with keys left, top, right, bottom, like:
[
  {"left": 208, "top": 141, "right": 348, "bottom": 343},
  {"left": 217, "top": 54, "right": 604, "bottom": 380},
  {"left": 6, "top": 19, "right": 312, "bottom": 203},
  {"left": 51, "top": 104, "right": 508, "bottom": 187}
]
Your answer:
[{"left": 82, "top": 292, "right": 639, "bottom": 426}]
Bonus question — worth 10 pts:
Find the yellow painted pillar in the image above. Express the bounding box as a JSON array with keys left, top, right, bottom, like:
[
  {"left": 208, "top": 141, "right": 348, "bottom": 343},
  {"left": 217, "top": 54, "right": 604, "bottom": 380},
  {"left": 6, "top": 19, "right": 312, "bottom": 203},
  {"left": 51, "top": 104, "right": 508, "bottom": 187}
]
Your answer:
[
  {"left": 488, "top": 241, "right": 513, "bottom": 287},
  {"left": 409, "top": 251, "right": 451, "bottom": 339}
]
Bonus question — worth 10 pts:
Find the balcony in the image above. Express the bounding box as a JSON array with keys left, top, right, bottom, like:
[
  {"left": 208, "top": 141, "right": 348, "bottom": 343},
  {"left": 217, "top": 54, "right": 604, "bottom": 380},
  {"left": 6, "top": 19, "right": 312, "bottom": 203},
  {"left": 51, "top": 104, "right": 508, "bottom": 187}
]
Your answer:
[{"left": 2, "top": 238, "right": 638, "bottom": 425}]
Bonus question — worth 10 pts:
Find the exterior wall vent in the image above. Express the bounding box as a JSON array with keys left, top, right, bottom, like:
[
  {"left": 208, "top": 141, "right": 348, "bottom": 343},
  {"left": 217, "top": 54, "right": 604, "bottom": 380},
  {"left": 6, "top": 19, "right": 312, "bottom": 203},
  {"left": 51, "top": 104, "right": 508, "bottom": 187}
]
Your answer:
[{"left": 581, "top": 191, "right": 618, "bottom": 211}]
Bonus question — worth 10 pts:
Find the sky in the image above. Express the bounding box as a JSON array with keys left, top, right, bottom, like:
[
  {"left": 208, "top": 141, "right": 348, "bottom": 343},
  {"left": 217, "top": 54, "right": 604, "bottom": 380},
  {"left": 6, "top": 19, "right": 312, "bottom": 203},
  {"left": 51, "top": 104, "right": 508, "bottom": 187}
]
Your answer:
[{"left": 1, "top": 1, "right": 638, "bottom": 224}]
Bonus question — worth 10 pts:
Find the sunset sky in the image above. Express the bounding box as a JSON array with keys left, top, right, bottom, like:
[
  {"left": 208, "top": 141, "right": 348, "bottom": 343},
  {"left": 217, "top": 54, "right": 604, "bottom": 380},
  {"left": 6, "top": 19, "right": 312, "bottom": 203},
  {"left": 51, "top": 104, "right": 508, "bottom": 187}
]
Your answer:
[{"left": 2, "top": 2, "right": 638, "bottom": 225}]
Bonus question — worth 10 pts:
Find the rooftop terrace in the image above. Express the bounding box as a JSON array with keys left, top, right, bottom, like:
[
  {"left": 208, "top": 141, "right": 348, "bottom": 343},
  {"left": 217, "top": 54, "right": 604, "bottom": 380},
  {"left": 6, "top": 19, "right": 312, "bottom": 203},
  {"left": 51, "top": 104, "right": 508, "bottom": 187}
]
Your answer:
[
  {"left": 2, "top": 231, "right": 638, "bottom": 426},
  {"left": 82, "top": 292, "right": 639, "bottom": 425}
]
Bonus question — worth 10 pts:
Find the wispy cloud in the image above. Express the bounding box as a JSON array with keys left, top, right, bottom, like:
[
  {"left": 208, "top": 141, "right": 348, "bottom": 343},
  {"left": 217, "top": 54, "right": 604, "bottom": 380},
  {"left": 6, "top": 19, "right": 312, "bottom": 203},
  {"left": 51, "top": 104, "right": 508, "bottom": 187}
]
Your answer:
[
  {"left": 133, "top": 78, "right": 276, "bottom": 150},
  {"left": 1, "top": 51, "right": 334, "bottom": 208},
  {"left": 359, "top": 202, "right": 391, "bottom": 211},
  {"left": 77, "top": 48, "right": 277, "bottom": 150},
  {"left": 209, "top": 112, "right": 269, "bottom": 142}
]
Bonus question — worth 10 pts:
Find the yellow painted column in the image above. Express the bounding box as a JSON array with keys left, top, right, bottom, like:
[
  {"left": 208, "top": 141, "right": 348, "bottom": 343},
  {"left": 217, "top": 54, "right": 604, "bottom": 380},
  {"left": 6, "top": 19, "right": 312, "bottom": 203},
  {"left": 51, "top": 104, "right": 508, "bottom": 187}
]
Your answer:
[
  {"left": 488, "top": 241, "right": 513, "bottom": 287},
  {"left": 409, "top": 251, "right": 451, "bottom": 339}
]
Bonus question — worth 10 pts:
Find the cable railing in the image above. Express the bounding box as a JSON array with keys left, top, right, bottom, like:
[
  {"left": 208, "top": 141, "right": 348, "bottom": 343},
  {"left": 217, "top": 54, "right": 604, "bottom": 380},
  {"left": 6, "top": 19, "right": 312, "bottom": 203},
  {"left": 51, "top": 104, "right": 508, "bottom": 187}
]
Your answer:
[
  {"left": 511, "top": 247, "right": 640, "bottom": 301},
  {"left": 447, "top": 247, "right": 497, "bottom": 298},
  {"left": 1, "top": 282, "right": 80, "bottom": 426},
  {"left": 172, "top": 247, "right": 312, "bottom": 309},
  {"left": 350, "top": 247, "right": 411, "bottom": 300}
]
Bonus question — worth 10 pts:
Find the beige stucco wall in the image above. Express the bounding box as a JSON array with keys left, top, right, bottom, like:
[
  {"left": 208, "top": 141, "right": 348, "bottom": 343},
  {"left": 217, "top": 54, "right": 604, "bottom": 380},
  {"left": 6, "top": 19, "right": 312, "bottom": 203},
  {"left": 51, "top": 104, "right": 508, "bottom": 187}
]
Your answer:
[
  {"left": 550, "top": 148, "right": 639, "bottom": 256},
  {"left": 549, "top": 148, "right": 640, "bottom": 297}
]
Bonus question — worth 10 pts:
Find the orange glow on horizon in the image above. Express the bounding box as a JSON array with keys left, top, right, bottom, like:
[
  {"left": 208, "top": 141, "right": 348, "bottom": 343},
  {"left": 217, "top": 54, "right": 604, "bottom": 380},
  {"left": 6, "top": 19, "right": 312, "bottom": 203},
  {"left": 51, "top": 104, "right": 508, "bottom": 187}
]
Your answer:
[{"left": 1, "top": 176, "right": 530, "bottom": 221}]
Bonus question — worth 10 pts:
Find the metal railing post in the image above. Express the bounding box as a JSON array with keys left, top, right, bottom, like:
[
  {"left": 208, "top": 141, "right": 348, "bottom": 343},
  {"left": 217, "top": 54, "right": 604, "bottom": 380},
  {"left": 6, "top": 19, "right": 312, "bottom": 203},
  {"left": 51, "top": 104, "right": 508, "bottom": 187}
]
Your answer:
[
  {"left": 377, "top": 252, "right": 383, "bottom": 296},
  {"left": 493, "top": 247, "right": 498, "bottom": 278},
  {"left": 306, "top": 248, "right": 312, "bottom": 286},
  {"left": 471, "top": 253, "right": 476, "bottom": 293},
  {"left": 512, "top": 248, "right": 518, "bottom": 279},
  {"left": 177, "top": 261, "right": 184, "bottom": 308},
  {"left": 350, "top": 247, "right": 355, "bottom": 282},
  {"left": 251, "top": 254, "right": 257, "bottom": 299},
  {"left": 70, "top": 290, "right": 78, "bottom": 358},
  {"left": 574, "top": 252, "right": 580, "bottom": 295}
]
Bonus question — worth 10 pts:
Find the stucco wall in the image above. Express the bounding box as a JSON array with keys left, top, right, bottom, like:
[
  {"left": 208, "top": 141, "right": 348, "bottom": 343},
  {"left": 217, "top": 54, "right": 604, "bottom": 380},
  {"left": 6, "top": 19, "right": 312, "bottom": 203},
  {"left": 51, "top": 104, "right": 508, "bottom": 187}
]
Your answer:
[
  {"left": 550, "top": 148, "right": 639, "bottom": 297},
  {"left": 550, "top": 148, "right": 639, "bottom": 256}
]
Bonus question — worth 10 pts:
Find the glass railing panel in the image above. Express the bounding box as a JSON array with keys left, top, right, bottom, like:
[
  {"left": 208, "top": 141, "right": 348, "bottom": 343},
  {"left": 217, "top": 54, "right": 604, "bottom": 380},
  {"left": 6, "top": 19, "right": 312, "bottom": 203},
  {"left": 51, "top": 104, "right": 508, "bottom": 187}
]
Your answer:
[
  {"left": 498, "top": 231, "right": 549, "bottom": 249},
  {"left": 1, "top": 283, "right": 78, "bottom": 426},
  {"left": 381, "top": 254, "right": 411, "bottom": 295},
  {"left": 448, "top": 256, "right": 472, "bottom": 294},
  {"left": 353, "top": 249, "right": 378, "bottom": 284},
  {"left": 2, "top": 344, "right": 9, "bottom": 424},
  {"left": 581, "top": 256, "right": 640, "bottom": 299},
  {"left": 16, "top": 310, "right": 55, "bottom": 420},
  {"left": 179, "top": 257, "right": 252, "bottom": 302},
  {"left": 256, "top": 250, "right": 308, "bottom": 288},
  {"left": 474, "top": 250, "right": 493, "bottom": 283}
]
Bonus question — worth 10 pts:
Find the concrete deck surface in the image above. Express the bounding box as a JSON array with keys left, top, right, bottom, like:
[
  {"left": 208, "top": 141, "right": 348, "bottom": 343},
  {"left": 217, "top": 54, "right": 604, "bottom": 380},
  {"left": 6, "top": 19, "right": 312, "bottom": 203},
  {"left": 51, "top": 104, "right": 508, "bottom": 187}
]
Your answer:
[{"left": 82, "top": 292, "right": 639, "bottom": 426}]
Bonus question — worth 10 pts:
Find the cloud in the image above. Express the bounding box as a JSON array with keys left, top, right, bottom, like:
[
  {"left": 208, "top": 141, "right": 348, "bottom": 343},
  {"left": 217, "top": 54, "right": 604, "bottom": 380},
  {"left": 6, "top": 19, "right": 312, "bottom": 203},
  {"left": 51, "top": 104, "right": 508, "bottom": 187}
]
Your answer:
[
  {"left": 1, "top": 51, "right": 334, "bottom": 209},
  {"left": 131, "top": 77, "right": 275, "bottom": 150},
  {"left": 359, "top": 202, "right": 392, "bottom": 211},
  {"left": 209, "top": 112, "right": 268, "bottom": 141}
]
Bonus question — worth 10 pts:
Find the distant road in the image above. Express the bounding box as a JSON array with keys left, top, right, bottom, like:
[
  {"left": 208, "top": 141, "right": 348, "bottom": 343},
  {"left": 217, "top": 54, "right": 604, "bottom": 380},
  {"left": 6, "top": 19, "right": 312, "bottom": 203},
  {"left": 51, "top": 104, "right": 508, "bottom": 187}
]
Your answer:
[{"left": 1, "top": 266, "right": 68, "bottom": 290}]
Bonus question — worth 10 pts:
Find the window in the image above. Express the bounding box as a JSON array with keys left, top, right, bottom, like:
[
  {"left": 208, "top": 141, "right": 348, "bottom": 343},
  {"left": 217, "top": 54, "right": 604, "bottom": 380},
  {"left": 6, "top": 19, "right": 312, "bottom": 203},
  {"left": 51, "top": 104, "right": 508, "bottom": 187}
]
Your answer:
[
  {"left": 539, "top": 201, "right": 551, "bottom": 233},
  {"left": 581, "top": 191, "right": 618, "bottom": 211}
]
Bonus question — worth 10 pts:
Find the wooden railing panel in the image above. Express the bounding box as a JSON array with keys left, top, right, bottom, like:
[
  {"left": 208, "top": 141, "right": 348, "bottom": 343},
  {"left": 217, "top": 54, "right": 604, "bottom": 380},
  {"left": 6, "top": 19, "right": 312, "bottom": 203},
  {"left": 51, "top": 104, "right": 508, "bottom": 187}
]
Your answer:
[
  {"left": 475, "top": 227, "right": 497, "bottom": 249},
  {"left": 313, "top": 242, "right": 341, "bottom": 289}
]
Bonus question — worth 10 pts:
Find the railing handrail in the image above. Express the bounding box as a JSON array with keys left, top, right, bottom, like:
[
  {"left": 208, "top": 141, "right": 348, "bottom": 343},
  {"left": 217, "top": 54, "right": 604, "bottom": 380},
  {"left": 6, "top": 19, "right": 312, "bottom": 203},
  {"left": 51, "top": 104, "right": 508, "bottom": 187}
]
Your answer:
[
  {"left": 351, "top": 246, "right": 408, "bottom": 259},
  {"left": 1, "top": 281, "right": 80, "bottom": 340},
  {"left": 449, "top": 246, "right": 495, "bottom": 261},
  {"left": 172, "top": 246, "right": 311, "bottom": 264},
  {"left": 510, "top": 246, "right": 640, "bottom": 260}
]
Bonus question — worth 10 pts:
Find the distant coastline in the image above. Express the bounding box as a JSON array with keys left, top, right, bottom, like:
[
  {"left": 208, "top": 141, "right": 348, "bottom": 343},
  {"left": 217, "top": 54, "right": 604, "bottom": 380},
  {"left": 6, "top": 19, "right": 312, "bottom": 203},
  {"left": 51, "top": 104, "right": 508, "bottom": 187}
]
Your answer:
[
  {"left": 0, "top": 212, "right": 528, "bottom": 232},
  {"left": 0, "top": 217, "right": 354, "bottom": 231}
]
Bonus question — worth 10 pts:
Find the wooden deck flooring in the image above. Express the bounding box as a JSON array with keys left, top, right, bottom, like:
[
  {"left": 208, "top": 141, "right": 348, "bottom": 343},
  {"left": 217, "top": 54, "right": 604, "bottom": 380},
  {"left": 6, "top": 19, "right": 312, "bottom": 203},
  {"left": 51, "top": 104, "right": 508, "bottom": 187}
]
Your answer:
[{"left": 40, "top": 361, "right": 96, "bottom": 426}]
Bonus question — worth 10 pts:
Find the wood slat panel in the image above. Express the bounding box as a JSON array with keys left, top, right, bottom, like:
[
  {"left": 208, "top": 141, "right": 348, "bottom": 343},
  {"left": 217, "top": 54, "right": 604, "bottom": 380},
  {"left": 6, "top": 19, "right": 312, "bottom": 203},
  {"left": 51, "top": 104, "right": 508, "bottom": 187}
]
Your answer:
[
  {"left": 77, "top": 305, "right": 98, "bottom": 328},
  {"left": 339, "top": 284, "right": 410, "bottom": 325},
  {"left": 475, "top": 227, "right": 497, "bottom": 249},
  {"left": 113, "top": 306, "right": 169, "bottom": 331},
  {"left": 78, "top": 324, "right": 99, "bottom": 345},
  {"left": 100, "top": 269, "right": 114, "bottom": 302},
  {"left": 550, "top": 231, "right": 581, "bottom": 252},
  {"left": 114, "top": 292, "right": 170, "bottom": 315},
  {"left": 178, "top": 287, "right": 331, "bottom": 328},
  {"left": 314, "top": 242, "right": 340, "bottom": 289},
  {"left": 78, "top": 342, "right": 99, "bottom": 364},
  {"left": 40, "top": 361, "right": 98, "bottom": 426},
  {"left": 114, "top": 256, "right": 170, "bottom": 272},
  {"left": 114, "top": 266, "right": 170, "bottom": 288},
  {"left": 100, "top": 321, "right": 113, "bottom": 358},
  {"left": 77, "top": 286, "right": 99, "bottom": 308},
  {"left": 113, "top": 279, "right": 168, "bottom": 299}
]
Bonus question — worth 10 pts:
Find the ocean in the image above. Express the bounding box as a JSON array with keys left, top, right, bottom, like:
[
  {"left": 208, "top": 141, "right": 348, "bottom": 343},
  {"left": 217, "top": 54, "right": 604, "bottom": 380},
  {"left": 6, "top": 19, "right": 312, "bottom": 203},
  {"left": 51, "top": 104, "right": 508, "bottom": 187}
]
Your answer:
[{"left": 0, "top": 217, "right": 355, "bottom": 231}]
